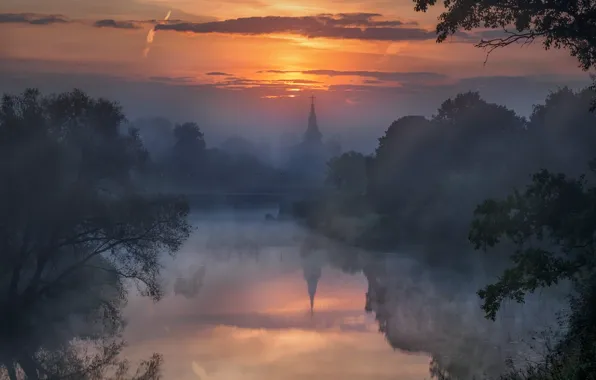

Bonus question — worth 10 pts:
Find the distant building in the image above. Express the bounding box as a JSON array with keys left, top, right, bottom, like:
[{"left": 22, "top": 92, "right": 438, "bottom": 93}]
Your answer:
[
  {"left": 286, "top": 96, "right": 331, "bottom": 183},
  {"left": 304, "top": 95, "right": 323, "bottom": 146}
]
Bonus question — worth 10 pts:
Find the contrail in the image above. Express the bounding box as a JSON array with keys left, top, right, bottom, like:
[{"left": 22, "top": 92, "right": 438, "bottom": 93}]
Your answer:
[{"left": 143, "top": 10, "right": 171, "bottom": 58}]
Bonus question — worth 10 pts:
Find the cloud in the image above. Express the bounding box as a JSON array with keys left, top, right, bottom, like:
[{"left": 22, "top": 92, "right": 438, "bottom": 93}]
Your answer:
[
  {"left": 209, "top": 76, "right": 324, "bottom": 90},
  {"left": 149, "top": 76, "right": 198, "bottom": 84},
  {"left": 206, "top": 72, "right": 233, "bottom": 76},
  {"left": 93, "top": 19, "right": 139, "bottom": 29},
  {"left": 0, "top": 11, "right": 469, "bottom": 43},
  {"left": 261, "top": 69, "right": 448, "bottom": 83},
  {"left": 0, "top": 13, "right": 69, "bottom": 25},
  {"left": 155, "top": 13, "right": 446, "bottom": 42}
]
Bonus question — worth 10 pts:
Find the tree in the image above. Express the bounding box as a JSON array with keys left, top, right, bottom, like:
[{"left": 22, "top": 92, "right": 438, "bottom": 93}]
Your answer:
[
  {"left": 173, "top": 122, "right": 205, "bottom": 152},
  {"left": 367, "top": 95, "right": 527, "bottom": 246},
  {"left": 469, "top": 167, "right": 596, "bottom": 321},
  {"left": 169, "top": 122, "right": 206, "bottom": 186},
  {"left": 526, "top": 87, "right": 596, "bottom": 176},
  {"left": 0, "top": 89, "right": 191, "bottom": 379},
  {"left": 412, "top": 0, "right": 596, "bottom": 71},
  {"left": 132, "top": 117, "right": 175, "bottom": 161},
  {"left": 326, "top": 151, "right": 369, "bottom": 196}
]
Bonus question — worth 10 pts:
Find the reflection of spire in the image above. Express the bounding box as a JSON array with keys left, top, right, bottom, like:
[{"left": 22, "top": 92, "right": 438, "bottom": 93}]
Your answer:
[
  {"left": 307, "top": 272, "right": 319, "bottom": 316},
  {"left": 301, "top": 247, "right": 322, "bottom": 317}
]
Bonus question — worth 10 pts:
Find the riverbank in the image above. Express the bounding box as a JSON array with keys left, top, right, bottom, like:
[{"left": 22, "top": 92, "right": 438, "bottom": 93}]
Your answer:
[{"left": 286, "top": 192, "right": 511, "bottom": 277}]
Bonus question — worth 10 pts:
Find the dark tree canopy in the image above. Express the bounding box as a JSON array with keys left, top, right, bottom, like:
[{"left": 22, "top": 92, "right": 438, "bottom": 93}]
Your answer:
[
  {"left": 413, "top": 0, "right": 596, "bottom": 70},
  {"left": 0, "top": 89, "right": 191, "bottom": 379},
  {"left": 469, "top": 167, "right": 596, "bottom": 320},
  {"left": 173, "top": 122, "right": 205, "bottom": 151},
  {"left": 326, "top": 151, "right": 369, "bottom": 195}
]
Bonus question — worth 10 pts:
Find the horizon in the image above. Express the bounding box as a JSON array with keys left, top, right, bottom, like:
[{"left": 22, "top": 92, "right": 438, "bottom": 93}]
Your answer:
[{"left": 1, "top": 0, "right": 592, "bottom": 152}]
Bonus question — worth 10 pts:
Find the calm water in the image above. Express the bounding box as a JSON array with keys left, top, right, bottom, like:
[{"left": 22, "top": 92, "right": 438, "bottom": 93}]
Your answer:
[{"left": 121, "top": 209, "right": 565, "bottom": 380}]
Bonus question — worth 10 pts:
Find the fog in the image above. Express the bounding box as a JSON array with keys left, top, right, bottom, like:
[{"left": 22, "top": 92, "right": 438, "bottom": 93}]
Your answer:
[
  {"left": 119, "top": 208, "right": 568, "bottom": 380},
  {"left": 2, "top": 69, "right": 596, "bottom": 380}
]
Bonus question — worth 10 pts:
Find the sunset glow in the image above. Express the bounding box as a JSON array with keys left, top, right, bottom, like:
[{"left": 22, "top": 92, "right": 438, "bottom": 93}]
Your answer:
[{"left": 0, "top": 0, "right": 591, "bottom": 148}]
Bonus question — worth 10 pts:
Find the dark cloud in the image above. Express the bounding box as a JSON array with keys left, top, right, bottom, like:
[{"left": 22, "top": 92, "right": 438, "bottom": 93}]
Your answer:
[
  {"left": 261, "top": 69, "right": 447, "bottom": 83},
  {"left": 0, "top": 0, "right": 216, "bottom": 22},
  {"left": 210, "top": 76, "right": 324, "bottom": 90},
  {"left": 93, "top": 19, "right": 139, "bottom": 29},
  {"left": 0, "top": 13, "right": 69, "bottom": 25},
  {"left": 206, "top": 72, "right": 233, "bottom": 76},
  {"left": 315, "top": 12, "right": 412, "bottom": 27},
  {"left": 155, "top": 13, "right": 445, "bottom": 42},
  {"left": 149, "top": 76, "right": 197, "bottom": 84}
]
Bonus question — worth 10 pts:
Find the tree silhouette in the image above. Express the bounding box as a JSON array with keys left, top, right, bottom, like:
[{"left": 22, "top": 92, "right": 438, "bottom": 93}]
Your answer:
[
  {"left": 326, "top": 151, "right": 369, "bottom": 196},
  {"left": 173, "top": 122, "right": 205, "bottom": 151},
  {"left": 469, "top": 167, "right": 596, "bottom": 320},
  {"left": 413, "top": 0, "right": 596, "bottom": 71},
  {"left": 0, "top": 89, "right": 191, "bottom": 379}
]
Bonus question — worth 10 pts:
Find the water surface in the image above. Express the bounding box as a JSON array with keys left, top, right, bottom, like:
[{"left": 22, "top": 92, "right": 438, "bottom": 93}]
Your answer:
[
  {"left": 123, "top": 209, "right": 430, "bottom": 380},
  {"left": 122, "top": 208, "right": 565, "bottom": 380}
]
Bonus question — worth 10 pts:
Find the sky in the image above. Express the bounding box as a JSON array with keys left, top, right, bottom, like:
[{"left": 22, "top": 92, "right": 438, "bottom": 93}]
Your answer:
[{"left": 0, "top": 0, "right": 592, "bottom": 151}]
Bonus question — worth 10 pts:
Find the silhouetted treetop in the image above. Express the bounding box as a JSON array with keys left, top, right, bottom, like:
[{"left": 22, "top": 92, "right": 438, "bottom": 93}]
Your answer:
[
  {"left": 326, "top": 151, "right": 369, "bottom": 195},
  {"left": 174, "top": 122, "right": 205, "bottom": 150},
  {"left": 0, "top": 88, "right": 191, "bottom": 379},
  {"left": 469, "top": 167, "right": 596, "bottom": 320},
  {"left": 413, "top": 0, "right": 596, "bottom": 70},
  {"left": 0, "top": 88, "right": 144, "bottom": 185}
]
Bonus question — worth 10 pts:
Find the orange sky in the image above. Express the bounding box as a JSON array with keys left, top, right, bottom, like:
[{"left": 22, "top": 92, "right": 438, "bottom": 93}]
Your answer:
[
  {"left": 0, "top": 0, "right": 592, "bottom": 150},
  {"left": 0, "top": 0, "right": 586, "bottom": 87}
]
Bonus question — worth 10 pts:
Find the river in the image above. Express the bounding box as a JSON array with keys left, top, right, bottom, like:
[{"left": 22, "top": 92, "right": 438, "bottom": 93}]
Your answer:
[{"left": 121, "top": 208, "right": 567, "bottom": 380}]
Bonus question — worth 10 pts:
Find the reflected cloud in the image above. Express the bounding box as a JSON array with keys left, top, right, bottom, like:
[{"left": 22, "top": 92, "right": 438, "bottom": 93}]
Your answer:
[
  {"left": 121, "top": 215, "right": 429, "bottom": 380},
  {"left": 125, "top": 324, "right": 429, "bottom": 380}
]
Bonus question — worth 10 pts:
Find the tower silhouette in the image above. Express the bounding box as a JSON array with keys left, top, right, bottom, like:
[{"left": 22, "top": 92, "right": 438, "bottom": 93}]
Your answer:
[{"left": 304, "top": 95, "right": 322, "bottom": 144}]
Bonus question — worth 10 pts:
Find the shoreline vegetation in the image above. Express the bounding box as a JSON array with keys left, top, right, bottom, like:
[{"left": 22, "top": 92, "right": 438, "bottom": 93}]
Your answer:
[
  {"left": 2, "top": 83, "right": 596, "bottom": 379},
  {"left": 288, "top": 87, "right": 596, "bottom": 380}
]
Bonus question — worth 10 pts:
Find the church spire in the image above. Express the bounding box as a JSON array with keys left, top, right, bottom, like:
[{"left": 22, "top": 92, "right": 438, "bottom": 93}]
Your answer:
[{"left": 304, "top": 95, "right": 322, "bottom": 144}]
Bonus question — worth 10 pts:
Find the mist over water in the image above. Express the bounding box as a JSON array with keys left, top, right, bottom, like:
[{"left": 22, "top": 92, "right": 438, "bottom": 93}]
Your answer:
[{"left": 119, "top": 208, "right": 567, "bottom": 380}]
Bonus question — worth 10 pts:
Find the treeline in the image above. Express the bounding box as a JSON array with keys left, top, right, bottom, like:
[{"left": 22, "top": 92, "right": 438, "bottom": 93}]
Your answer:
[
  {"left": 131, "top": 117, "right": 293, "bottom": 200},
  {"left": 299, "top": 88, "right": 596, "bottom": 261},
  {"left": 302, "top": 86, "right": 596, "bottom": 380},
  {"left": 0, "top": 88, "right": 191, "bottom": 379}
]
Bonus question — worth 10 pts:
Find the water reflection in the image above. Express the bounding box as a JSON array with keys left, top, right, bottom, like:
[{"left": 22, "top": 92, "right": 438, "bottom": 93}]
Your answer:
[
  {"left": 121, "top": 209, "right": 565, "bottom": 380},
  {"left": 122, "top": 209, "right": 430, "bottom": 380}
]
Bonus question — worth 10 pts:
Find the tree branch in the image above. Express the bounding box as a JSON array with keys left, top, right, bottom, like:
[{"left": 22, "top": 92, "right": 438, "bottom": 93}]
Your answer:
[{"left": 476, "top": 31, "right": 545, "bottom": 66}]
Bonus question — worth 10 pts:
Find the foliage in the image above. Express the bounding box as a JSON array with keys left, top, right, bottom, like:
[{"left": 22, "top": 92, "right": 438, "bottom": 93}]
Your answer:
[
  {"left": 0, "top": 89, "right": 191, "bottom": 379},
  {"left": 133, "top": 117, "right": 289, "bottom": 198},
  {"left": 326, "top": 151, "right": 370, "bottom": 195},
  {"left": 495, "top": 276, "right": 596, "bottom": 380},
  {"left": 466, "top": 86, "right": 596, "bottom": 320},
  {"left": 412, "top": 0, "right": 596, "bottom": 71}
]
